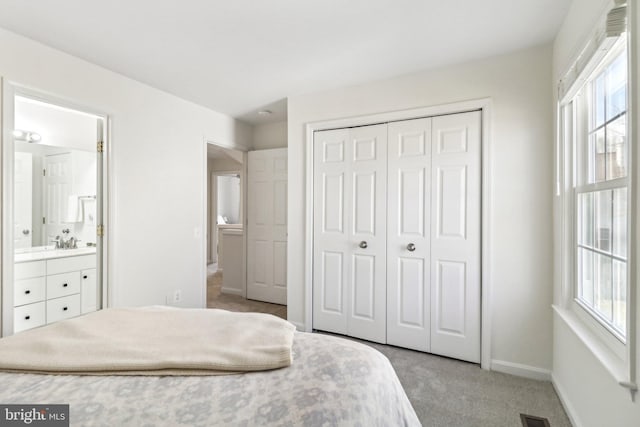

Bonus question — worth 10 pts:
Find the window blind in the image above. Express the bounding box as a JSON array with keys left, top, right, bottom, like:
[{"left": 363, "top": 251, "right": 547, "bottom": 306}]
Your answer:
[{"left": 558, "top": 2, "right": 627, "bottom": 102}]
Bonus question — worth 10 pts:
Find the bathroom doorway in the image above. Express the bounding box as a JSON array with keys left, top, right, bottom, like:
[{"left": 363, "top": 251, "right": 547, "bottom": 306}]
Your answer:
[
  {"left": 1, "top": 83, "right": 109, "bottom": 336},
  {"left": 206, "top": 145, "right": 243, "bottom": 267}
]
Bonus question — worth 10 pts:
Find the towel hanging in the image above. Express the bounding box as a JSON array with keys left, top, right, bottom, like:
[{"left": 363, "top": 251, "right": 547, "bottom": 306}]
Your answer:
[
  {"left": 64, "top": 195, "right": 83, "bottom": 223},
  {"left": 83, "top": 198, "right": 96, "bottom": 226}
]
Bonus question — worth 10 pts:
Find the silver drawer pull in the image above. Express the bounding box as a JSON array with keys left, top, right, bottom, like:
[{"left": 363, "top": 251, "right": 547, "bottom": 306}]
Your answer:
[
  {"left": 407, "top": 243, "right": 416, "bottom": 252},
  {"left": 359, "top": 241, "right": 368, "bottom": 249}
]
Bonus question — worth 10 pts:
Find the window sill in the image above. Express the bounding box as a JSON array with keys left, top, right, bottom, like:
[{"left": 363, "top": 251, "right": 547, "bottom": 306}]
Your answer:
[{"left": 553, "top": 305, "right": 628, "bottom": 383}]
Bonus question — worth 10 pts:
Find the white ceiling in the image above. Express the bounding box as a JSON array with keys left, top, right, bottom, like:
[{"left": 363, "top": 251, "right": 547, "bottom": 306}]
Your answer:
[{"left": 0, "top": 0, "right": 571, "bottom": 124}]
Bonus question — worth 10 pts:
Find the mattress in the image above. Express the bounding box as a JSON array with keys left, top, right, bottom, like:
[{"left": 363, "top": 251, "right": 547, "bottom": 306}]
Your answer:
[{"left": 0, "top": 332, "right": 420, "bottom": 426}]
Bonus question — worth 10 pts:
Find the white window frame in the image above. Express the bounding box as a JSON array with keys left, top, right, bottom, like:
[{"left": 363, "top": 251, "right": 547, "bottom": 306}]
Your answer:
[
  {"left": 571, "top": 41, "right": 629, "bottom": 350},
  {"left": 565, "top": 42, "right": 629, "bottom": 352},
  {"left": 560, "top": 97, "right": 628, "bottom": 363},
  {"left": 556, "top": 3, "right": 637, "bottom": 397}
]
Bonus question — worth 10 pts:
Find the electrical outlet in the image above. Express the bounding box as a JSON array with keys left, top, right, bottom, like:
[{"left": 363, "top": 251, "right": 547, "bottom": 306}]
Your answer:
[{"left": 165, "top": 290, "right": 182, "bottom": 306}]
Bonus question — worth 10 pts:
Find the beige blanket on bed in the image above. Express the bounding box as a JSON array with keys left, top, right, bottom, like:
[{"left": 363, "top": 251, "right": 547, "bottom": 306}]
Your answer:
[{"left": 0, "top": 306, "right": 295, "bottom": 375}]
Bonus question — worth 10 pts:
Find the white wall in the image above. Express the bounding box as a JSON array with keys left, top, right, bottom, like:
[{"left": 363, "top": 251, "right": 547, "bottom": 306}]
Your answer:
[
  {"left": 551, "top": 0, "right": 640, "bottom": 425},
  {"left": 288, "top": 44, "right": 554, "bottom": 373},
  {"left": 252, "top": 120, "right": 287, "bottom": 150},
  {"left": 0, "top": 27, "right": 252, "bottom": 323}
]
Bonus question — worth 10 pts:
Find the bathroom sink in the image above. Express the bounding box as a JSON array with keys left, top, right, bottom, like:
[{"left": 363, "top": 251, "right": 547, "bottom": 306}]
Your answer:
[
  {"left": 14, "top": 245, "right": 55, "bottom": 254},
  {"left": 15, "top": 246, "right": 97, "bottom": 263}
]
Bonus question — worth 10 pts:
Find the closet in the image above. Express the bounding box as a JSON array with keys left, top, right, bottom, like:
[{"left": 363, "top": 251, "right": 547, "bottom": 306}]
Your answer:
[{"left": 312, "top": 111, "right": 481, "bottom": 363}]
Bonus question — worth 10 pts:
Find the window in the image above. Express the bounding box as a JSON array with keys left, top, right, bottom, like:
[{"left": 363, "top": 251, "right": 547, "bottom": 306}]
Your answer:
[{"left": 570, "top": 41, "right": 629, "bottom": 340}]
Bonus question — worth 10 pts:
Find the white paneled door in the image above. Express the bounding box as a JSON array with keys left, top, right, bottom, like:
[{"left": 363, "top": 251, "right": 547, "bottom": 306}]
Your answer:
[
  {"left": 430, "top": 111, "right": 481, "bottom": 363},
  {"left": 247, "top": 148, "right": 288, "bottom": 305},
  {"left": 14, "top": 152, "right": 33, "bottom": 249},
  {"left": 386, "top": 118, "right": 432, "bottom": 352},
  {"left": 43, "top": 153, "right": 72, "bottom": 243},
  {"left": 313, "top": 124, "right": 388, "bottom": 343},
  {"left": 313, "top": 111, "right": 481, "bottom": 363}
]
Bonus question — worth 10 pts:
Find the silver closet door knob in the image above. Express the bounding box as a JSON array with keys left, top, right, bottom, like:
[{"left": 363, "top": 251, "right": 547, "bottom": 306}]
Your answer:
[
  {"left": 359, "top": 241, "right": 368, "bottom": 249},
  {"left": 407, "top": 243, "right": 416, "bottom": 252},
  {"left": 22, "top": 229, "right": 30, "bottom": 235}
]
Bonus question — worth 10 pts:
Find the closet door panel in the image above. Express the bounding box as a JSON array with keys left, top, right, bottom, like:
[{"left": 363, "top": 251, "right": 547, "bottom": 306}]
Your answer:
[
  {"left": 347, "top": 125, "right": 387, "bottom": 343},
  {"left": 436, "top": 166, "right": 467, "bottom": 239},
  {"left": 313, "top": 129, "right": 350, "bottom": 334},
  {"left": 387, "top": 118, "right": 431, "bottom": 352},
  {"left": 430, "top": 111, "right": 481, "bottom": 363},
  {"left": 352, "top": 254, "right": 376, "bottom": 318}
]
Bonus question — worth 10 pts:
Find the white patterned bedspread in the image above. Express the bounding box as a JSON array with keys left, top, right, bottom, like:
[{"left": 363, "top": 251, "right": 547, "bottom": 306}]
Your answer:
[{"left": 0, "top": 332, "right": 420, "bottom": 426}]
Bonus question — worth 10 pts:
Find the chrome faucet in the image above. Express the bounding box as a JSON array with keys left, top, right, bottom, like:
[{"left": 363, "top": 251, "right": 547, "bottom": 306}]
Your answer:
[
  {"left": 51, "top": 233, "right": 80, "bottom": 249},
  {"left": 51, "top": 235, "right": 63, "bottom": 249}
]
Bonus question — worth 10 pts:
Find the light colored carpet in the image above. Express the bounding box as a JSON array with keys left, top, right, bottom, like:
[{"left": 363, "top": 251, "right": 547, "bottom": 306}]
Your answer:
[
  {"left": 207, "top": 266, "right": 569, "bottom": 426},
  {"left": 206, "top": 270, "right": 287, "bottom": 320},
  {"left": 323, "top": 333, "right": 571, "bottom": 427}
]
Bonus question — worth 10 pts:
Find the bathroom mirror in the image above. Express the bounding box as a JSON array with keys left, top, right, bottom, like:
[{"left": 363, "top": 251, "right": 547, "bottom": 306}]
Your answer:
[
  {"left": 216, "top": 174, "right": 241, "bottom": 225},
  {"left": 14, "top": 96, "right": 98, "bottom": 252}
]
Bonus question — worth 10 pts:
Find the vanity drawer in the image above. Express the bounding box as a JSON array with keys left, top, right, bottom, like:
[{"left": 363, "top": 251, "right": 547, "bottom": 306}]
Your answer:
[
  {"left": 14, "top": 302, "right": 46, "bottom": 333},
  {"left": 47, "top": 255, "right": 96, "bottom": 275},
  {"left": 14, "top": 277, "right": 46, "bottom": 306},
  {"left": 81, "top": 268, "right": 98, "bottom": 314},
  {"left": 46, "top": 294, "right": 80, "bottom": 324},
  {"left": 14, "top": 261, "right": 46, "bottom": 280},
  {"left": 47, "top": 272, "right": 81, "bottom": 299}
]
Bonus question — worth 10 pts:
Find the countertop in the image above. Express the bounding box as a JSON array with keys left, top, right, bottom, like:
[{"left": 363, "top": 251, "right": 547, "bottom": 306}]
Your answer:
[{"left": 15, "top": 247, "right": 97, "bottom": 263}]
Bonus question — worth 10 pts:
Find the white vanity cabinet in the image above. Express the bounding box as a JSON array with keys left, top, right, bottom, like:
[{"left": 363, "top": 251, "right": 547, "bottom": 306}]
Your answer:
[
  {"left": 13, "top": 254, "right": 97, "bottom": 333},
  {"left": 81, "top": 268, "right": 97, "bottom": 313},
  {"left": 14, "top": 261, "right": 47, "bottom": 332}
]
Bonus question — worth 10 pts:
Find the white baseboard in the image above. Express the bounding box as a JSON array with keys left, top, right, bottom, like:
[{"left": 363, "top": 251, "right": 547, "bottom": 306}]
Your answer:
[
  {"left": 491, "top": 359, "right": 552, "bottom": 381},
  {"left": 551, "top": 373, "right": 582, "bottom": 427},
  {"left": 220, "top": 287, "right": 242, "bottom": 296},
  {"left": 290, "top": 321, "right": 305, "bottom": 331}
]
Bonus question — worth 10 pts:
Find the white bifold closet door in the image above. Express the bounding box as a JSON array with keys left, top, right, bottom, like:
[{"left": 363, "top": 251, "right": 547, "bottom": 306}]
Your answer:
[
  {"left": 429, "top": 112, "right": 481, "bottom": 363},
  {"left": 386, "top": 118, "right": 432, "bottom": 352},
  {"left": 312, "top": 124, "right": 388, "bottom": 343},
  {"left": 313, "top": 111, "right": 481, "bottom": 363},
  {"left": 386, "top": 112, "right": 481, "bottom": 362}
]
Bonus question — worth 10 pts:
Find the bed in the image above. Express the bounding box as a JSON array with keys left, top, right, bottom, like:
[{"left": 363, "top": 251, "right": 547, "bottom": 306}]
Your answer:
[{"left": 0, "top": 309, "right": 420, "bottom": 426}]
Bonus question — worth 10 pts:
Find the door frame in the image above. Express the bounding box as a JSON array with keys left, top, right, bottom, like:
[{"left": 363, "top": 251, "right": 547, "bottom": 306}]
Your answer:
[
  {"left": 0, "top": 80, "right": 112, "bottom": 336},
  {"left": 303, "top": 98, "right": 493, "bottom": 369}
]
